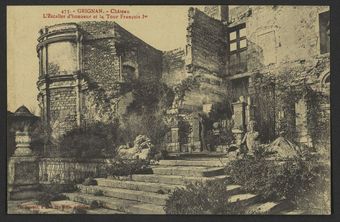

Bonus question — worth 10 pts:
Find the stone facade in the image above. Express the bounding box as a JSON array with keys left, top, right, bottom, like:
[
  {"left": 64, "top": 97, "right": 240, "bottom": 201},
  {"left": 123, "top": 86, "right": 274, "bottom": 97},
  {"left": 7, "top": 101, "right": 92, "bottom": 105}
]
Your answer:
[
  {"left": 36, "top": 22, "right": 162, "bottom": 143},
  {"left": 36, "top": 6, "right": 330, "bottom": 153}
]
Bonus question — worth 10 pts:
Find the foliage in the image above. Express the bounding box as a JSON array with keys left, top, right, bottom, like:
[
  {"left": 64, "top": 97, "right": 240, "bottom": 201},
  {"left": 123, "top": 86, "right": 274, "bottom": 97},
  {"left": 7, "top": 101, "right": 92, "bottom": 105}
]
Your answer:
[
  {"left": 93, "top": 190, "right": 104, "bottom": 196},
  {"left": 106, "top": 158, "right": 152, "bottom": 177},
  {"left": 58, "top": 121, "right": 122, "bottom": 158},
  {"left": 37, "top": 182, "right": 75, "bottom": 207},
  {"left": 253, "top": 70, "right": 330, "bottom": 146},
  {"left": 224, "top": 155, "right": 330, "bottom": 213},
  {"left": 125, "top": 79, "right": 174, "bottom": 114},
  {"left": 36, "top": 192, "right": 67, "bottom": 208},
  {"left": 118, "top": 79, "right": 174, "bottom": 153},
  {"left": 119, "top": 112, "right": 170, "bottom": 153},
  {"left": 173, "top": 75, "right": 200, "bottom": 106},
  {"left": 82, "top": 177, "right": 97, "bottom": 186},
  {"left": 165, "top": 180, "right": 243, "bottom": 214}
]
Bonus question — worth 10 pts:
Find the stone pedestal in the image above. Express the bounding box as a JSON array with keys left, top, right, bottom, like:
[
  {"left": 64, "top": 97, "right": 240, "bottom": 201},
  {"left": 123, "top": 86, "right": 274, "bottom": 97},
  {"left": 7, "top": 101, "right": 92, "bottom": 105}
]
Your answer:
[
  {"left": 232, "top": 128, "right": 244, "bottom": 145},
  {"left": 8, "top": 131, "right": 40, "bottom": 200},
  {"left": 8, "top": 156, "right": 40, "bottom": 200}
]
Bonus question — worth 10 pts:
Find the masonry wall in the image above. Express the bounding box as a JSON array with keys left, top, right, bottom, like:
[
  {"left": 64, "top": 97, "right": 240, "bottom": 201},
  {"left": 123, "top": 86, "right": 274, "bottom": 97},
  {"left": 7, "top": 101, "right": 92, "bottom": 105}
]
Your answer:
[
  {"left": 78, "top": 22, "right": 163, "bottom": 125},
  {"left": 161, "top": 48, "right": 187, "bottom": 87},
  {"left": 227, "top": 6, "right": 330, "bottom": 144},
  {"left": 48, "top": 87, "right": 78, "bottom": 138},
  {"left": 114, "top": 23, "right": 163, "bottom": 82},
  {"left": 229, "top": 5, "right": 330, "bottom": 73},
  {"left": 183, "top": 8, "right": 228, "bottom": 108}
]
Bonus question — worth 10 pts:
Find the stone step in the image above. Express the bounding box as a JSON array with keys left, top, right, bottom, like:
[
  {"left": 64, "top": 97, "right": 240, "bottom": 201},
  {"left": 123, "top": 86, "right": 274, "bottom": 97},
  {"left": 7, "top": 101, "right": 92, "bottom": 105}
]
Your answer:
[
  {"left": 77, "top": 185, "right": 169, "bottom": 206},
  {"left": 64, "top": 192, "right": 138, "bottom": 213},
  {"left": 151, "top": 166, "right": 225, "bottom": 177},
  {"left": 158, "top": 159, "right": 229, "bottom": 167},
  {"left": 97, "top": 177, "right": 241, "bottom": 196},
  {"left": 281, "top": 209, "right": 305, "bottom": 215},
  {"left": 64, "top": 192, "right": 164, "bottom": 214},
  {"left": 18, "top": 201, "right": 67, "bottom": 214},
  {"left": 96, "top": 178, "right": 182, "bottom": 194},
  {"left": 86, "top": 208, "right": 126, "bottom": 214},
  {"left": 125, "top": 203, "right": 165, "bottom": 214},
  {"left": 131, "top": 174, "right": 230, "bottom": 185},
  {"left": 245, "top": 201, "right": 293, "bottom": 215},
  {"left": 228, "top": 193, "right": 261, "bottom": 207},
  {"left": 226, "top": 185, "right": 242, "bottom": 196},
  {"left": 50, "top": 200, "right": 91, "bottom": 213}
]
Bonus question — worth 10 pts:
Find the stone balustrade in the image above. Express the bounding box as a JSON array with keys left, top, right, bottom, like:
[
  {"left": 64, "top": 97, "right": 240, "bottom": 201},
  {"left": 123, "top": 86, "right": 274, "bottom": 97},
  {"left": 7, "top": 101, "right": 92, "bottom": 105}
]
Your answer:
[{"left": 39, "top": 158, "right": 110, "bottom": 184}]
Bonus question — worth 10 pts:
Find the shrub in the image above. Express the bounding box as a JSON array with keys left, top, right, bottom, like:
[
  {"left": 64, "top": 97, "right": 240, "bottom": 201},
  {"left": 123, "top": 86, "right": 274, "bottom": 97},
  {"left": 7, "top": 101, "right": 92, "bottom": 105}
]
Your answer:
[
  {"left": 164, "top": 180, "right": 243, "bottom": 214},
  {"left": 82, "top": 177, "right": 97, "bottom": 186},
  {"left": 106, "top": 158, "right": 152, "bottom": 177},
  {"left": 58, "top": 121, "right": 122, "bottom": 158},
  {"left": 224, "top": 156, "right": 330, "bottom": 213},
  {"left": 37, "top": 182, "right": 77, "bottom": 207},
  {"left": 93, "top": 190, "right": 104, "bottom": 196}
]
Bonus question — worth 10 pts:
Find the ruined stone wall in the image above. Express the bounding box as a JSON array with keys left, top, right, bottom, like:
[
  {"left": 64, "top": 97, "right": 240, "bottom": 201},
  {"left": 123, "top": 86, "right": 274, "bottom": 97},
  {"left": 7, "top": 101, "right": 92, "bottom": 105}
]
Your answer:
[
  {"left": 202, "top": 5, "right": 229, "bottom": 22},
  {"left": 229, "top": 5, "right": 330, "bottom": 73},
  {"left": 189, "top": 8, "right": 226, "bottom": 76},
  {"left": 161, "top": 48, "right": 187, "bottom": 87},
  {"left": 48, "top": 87, "right": 78, "bottom": 138},
  {"left": 79, "top": 22, "right": 163, "bottom": 125},
  {"left": 113, "top": 23, "right": 163, "bottom": 82},
  {"left": 227, "top": 6, "right": 330, "bottom": 145},
  {"left": 183, "top": 8, "right": 228, "bottom": 108}
]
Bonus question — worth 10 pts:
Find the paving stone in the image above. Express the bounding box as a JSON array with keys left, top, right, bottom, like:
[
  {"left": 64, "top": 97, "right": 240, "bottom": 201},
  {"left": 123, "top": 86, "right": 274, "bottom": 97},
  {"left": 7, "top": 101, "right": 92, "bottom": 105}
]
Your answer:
[
  {"left": 126, "top": 203, "right": 165, "bottom": 214},
  {"left": 86, "top": 208, "right": 126, "bottom": 214},
  {"left": 51, "top": 200, "right": 90, "bottom": 213}
]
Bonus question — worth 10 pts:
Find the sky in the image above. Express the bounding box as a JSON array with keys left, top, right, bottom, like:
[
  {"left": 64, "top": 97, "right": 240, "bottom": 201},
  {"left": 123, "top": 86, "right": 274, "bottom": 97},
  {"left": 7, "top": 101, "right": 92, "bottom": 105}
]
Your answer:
[{"left": 7, "top": 5, "right": 200, "bottom": 113}]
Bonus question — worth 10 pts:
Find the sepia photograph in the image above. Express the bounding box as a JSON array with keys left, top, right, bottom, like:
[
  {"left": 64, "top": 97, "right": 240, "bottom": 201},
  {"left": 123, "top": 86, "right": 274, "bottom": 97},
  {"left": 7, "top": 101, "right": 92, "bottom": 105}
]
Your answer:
[{"left": 6, "top": 5, "right": 331, "bottom": 215}]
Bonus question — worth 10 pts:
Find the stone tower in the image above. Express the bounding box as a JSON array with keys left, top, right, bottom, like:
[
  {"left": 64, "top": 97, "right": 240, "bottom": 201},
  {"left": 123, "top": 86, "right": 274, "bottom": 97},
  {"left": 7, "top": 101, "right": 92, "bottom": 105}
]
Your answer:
[
  {"left": 36, "top": 23, "right": 84, "bottom": 142},
  {"left": 36, "top": 22, "right": 163, "bottom": 145}
]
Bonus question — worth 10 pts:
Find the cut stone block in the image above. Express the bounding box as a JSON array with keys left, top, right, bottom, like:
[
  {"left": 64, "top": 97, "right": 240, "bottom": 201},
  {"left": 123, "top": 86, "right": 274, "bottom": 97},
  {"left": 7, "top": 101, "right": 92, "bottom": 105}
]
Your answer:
[
  {"left": 158, "top": 159, "right": 230, "bottom": 167},
  {"left": 64, "top": 192, "right": 139, "bottom": 213},
  {"left": 152, "top": 166, "right": 225, "bottom": 177},
  {"left": 96, "top": 178, "right": 183, "bottom": 194},
  {"left": 77, "top": 185, "right": 169, "bottom": 206},
  {"left": 131, "top": 174, "right": 230, "bottom": 185}
]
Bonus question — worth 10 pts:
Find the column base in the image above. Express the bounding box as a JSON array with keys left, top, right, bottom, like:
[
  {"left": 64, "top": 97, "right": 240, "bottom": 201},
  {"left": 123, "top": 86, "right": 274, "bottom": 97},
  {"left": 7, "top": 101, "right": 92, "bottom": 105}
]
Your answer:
[{"left": 8, "top": 156, "right": 40, "bottom": 200}]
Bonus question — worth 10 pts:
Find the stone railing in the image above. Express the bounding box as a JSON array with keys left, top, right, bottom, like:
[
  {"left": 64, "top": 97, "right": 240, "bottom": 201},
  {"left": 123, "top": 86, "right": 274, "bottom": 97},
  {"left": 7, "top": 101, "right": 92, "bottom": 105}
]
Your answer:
[{"left": 39, "top": 158, "right": 110, "bottom": 184}]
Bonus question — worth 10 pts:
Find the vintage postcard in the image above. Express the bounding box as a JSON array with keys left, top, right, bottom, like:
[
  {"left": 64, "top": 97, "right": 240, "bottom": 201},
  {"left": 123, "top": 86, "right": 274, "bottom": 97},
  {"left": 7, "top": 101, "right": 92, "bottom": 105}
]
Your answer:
[{"left": 7, "top": 5, "right": 331, "bottom": 215}]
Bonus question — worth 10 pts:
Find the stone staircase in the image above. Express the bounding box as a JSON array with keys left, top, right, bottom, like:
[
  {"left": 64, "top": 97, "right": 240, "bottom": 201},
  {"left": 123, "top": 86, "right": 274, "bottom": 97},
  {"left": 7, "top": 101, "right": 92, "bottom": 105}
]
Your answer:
[{"left": 28, "top": 159, "right": 295, "bottom": 214}]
